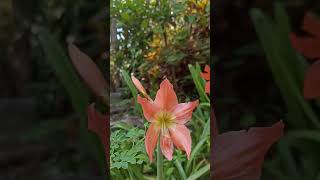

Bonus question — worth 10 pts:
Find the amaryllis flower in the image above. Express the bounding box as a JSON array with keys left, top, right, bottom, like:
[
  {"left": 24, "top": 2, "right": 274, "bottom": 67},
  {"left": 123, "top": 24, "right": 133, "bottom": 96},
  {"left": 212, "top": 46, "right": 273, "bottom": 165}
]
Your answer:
[
  {"left": 212, "top": 111, "right": 284, "bottom": 180},
  {"left": 201, "top": 65, "right": 210, "bottom": 94},
  {"left": 303, "top": 60, "right": 320, "bottom": 99},
  {"left": 132, "top": 76, "right": 199, "bottom": 161},
  {"left": 290, "top": 12, "right": 320, "bottom": 59},
  {"left": 87, "top": 103, "right": 109, "bottom": 163},
  {"left": 289, "top": 13, "right": 320, "bottom": 99}
]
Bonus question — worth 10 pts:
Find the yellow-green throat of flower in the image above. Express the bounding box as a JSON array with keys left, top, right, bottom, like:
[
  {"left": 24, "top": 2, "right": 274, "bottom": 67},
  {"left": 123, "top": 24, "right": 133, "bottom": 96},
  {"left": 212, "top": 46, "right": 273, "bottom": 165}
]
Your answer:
[{"left": 155, "top": 111, "right": 175, "bottom": 132}]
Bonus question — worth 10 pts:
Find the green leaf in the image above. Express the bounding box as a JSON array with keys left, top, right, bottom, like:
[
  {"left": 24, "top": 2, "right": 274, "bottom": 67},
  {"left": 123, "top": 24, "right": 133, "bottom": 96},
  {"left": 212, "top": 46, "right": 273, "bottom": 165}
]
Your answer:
[
  {"left": 188, "top": 64, "right": 210, "bottom": 103},
  {"left": 121, "top": 69, "right": 142, "bottom": 114},
  {"left": 37, "top": 27, "right": 106, "bottom": 177},
  {"left": 250, "top": 9, "right": 320, "bottom": 128},
  {"left": 174, "top": 159, "right": 187, "bottom": 180},
  {"left": 37, "top": 27, "right": 89, "bottom": 120},
  {"left": 186, "top": 164, "right": 210, "bottom": 180},
  {"left": 186, "top": 117, "right": 210, "bottom": 173}
]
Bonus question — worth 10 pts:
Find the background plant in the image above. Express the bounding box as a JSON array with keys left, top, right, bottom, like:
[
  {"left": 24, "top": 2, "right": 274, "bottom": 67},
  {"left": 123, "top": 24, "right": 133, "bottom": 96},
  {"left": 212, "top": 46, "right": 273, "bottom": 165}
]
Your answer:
[
  {"left": 0, "top": 0, "right": 108, "bottom": 178},
  {"left": 214, "top": 0, "right": 320, "bottom": 179},
  {"left": 110, "top": 0, "right": 209, "bottom": 98}
]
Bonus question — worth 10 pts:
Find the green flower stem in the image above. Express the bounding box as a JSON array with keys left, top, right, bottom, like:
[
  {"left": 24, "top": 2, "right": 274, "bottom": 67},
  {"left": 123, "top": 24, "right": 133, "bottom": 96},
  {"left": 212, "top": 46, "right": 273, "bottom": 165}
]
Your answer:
[{"left": 157, "top": 139, "right": 164, "bottom": 180}]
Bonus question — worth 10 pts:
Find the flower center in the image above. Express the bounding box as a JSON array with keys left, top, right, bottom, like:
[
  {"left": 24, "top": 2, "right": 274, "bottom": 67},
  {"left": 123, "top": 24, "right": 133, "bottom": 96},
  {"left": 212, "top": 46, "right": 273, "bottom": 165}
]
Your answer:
[{"left": 155, "top": 111, "right": 175, "bottom": 132}]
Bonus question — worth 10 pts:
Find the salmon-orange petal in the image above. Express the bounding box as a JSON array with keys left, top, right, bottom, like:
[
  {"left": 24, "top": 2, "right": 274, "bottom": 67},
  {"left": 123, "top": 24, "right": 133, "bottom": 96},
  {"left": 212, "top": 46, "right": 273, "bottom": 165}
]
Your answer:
[
  {"left": 137, "top": 96, "right": 159, "bottom": 122},
  {"left": 303, "top": 12, "right": 320, "bottom": 37},
  {"left": 304, "top": 60, "right": 320, "bottom": 99},
  {"left": 169, "top": 124, "right": 192, "bottom": 160},
  {"left": 131, "top": 75, "right": 151, "bottom": 100},
  {"left": 154, "top": 79, "right": 178, "bottom": 111},
  {"left": 87, "top": 104, "right": 108, "bottom": 162},
  {"left": 289, "top": 33, "right": 320, "bottom": 59},
  {"left": 160, "top": 130, "right": 174, "bottom": 160},
  {"left": 205, "top": 81, "right": 210, "bottom": 94},
  {"left": 145, "top": 123, "right": 160, "bottom": 162},
  {"left": 171, "top": 100, "right": 199, "bottom": 124},
  {"left": 201, "top": 65, "right": 210, "bottom": 80}
]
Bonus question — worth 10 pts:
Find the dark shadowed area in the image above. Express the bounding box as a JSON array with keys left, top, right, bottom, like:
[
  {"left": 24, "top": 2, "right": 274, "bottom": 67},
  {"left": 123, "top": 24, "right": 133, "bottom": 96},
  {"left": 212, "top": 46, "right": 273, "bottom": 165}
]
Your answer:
[
  {"left": 0, "top": 0, "right": 107, "bottom": 179},
  {"left": 213, "top": 0, "right": 320, "bottom": 179}
]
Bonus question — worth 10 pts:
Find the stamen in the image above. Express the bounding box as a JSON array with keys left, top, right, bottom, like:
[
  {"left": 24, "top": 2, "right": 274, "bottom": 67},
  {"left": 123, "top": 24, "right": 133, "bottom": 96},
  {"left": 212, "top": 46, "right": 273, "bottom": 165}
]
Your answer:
[{"left": 155, "top": 111, "right": 175, "bottom": 132}]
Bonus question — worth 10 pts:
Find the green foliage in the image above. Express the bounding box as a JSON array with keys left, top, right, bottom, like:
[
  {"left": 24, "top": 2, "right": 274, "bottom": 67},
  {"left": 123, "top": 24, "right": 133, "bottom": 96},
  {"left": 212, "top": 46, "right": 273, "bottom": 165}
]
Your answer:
[
  {"left": 189, "top": 63, "right": 210, "bottom": 103},
  {"left": 38, "top": 28, "right": 106, "bottom": 177},
  {"left": 111, "top": 0, "right": 209, "bottom": 98},
  {"left": 110, "top": 127, "right": 148, "bottom": 170},
  {"left": 38, "top": 28, "right": 90, "bottom": 120},
  {"left": 251, "top": 5, "right": 319, "bottom": 129},
  {"left": 249, "top": 3, "right": 320, "bottom": 180}
]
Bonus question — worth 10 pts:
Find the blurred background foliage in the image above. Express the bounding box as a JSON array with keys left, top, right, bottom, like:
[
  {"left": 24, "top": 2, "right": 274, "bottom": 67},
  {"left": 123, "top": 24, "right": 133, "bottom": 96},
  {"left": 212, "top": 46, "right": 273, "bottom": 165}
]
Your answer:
[
  {"left": 0, "top": 0, "right": 107, "bottom": 179},
  {"left": 214, "top": 0, "right": 320, "bottom": 179},
  {"left": 110, "top": 0, "right": 209, "bottom": 99}
]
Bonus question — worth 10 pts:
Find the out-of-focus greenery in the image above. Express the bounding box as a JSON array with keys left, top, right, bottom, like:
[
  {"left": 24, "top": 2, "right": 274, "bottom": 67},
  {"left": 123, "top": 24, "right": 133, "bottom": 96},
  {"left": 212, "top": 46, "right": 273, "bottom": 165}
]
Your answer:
[
  {"left": 0, "top": 0, "right": 107, "bottom": 178},
  {"left": 1, "top": 0, "right": 107, "bottom": 98},
  {"left": 110, "top": 0, "right": 209, "bottom": 98},
  {"left": 251, "top": 4, "right": 320, "bottom": 180},
  {"left": 214, "top": 0, "right": 320, "bottom": 179}
]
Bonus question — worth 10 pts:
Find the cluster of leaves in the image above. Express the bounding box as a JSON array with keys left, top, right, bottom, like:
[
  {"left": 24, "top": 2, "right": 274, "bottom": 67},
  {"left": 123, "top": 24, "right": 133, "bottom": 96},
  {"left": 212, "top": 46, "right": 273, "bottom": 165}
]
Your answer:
[
  {"left": 111, "top": 0, "right": 209, "bottom": 97},
  {"left": 2, "top": 0, "right": 106, "bottom": 108},
  {"left": 110, "top": 126, "right": 148, "bottom": 170},
  {"left": 37, "top": 29, "right": 109, "bottom": 178},
  {"left": 212, "top": 2, "right": 320, "bottom": 180}
]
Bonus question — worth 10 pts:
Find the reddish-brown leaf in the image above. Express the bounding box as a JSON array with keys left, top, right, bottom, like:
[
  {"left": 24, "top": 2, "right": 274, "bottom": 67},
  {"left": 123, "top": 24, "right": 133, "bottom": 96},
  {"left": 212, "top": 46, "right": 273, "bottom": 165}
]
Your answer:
[
  {"left": 87, "top": 103, "right": 109, "bottom": 162},
  {"left": 68, "top": 43, "right": 107, "bottom": 98},
  {"left": 212, "top": 121, "right": 284, "bottom": 180},
  {"left": 303, "top": 60, "right": 320, "bottom": 99},
  {"left": 290, "top": 13, "right": 320, "bottom": 59}
]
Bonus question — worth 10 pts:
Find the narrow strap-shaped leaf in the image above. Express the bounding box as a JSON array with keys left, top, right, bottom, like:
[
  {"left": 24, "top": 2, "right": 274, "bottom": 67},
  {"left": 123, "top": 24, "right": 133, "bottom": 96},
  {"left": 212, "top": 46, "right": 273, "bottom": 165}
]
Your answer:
[
  {"left": 251, "top": 9, "right": 319, "bottom": 128},
  {"left": 37, "top": 28, "right": 107, "bottom": 177},
  {"left": 174, "top": 159, "right": 187, "bottom": 180},
  {"left": 187, "top": 164, "right": 210, "bottom": 180},
  {"left": 121, "top": 69, "right": 142, "bottom": 114},
  {"left": 188, "top": 64, "right": 210, "bottom": 103}
]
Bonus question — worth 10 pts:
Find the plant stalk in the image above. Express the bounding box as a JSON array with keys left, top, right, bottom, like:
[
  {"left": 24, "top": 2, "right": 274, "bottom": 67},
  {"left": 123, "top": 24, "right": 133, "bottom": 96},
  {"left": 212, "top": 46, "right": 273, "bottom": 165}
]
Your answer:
[{"left": 157, "top": 139, "right": 164, "bottom": 180}]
